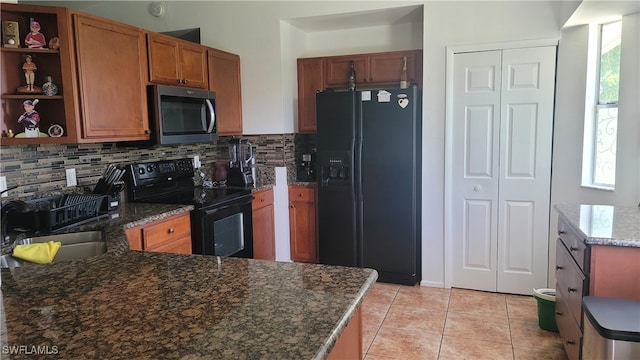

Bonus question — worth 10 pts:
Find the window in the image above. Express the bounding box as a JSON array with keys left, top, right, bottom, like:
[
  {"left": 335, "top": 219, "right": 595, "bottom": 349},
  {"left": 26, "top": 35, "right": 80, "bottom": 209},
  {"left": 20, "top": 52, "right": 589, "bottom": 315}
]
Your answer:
[{"left": 582, "top": 21, "right": 621, "bottom": 189}]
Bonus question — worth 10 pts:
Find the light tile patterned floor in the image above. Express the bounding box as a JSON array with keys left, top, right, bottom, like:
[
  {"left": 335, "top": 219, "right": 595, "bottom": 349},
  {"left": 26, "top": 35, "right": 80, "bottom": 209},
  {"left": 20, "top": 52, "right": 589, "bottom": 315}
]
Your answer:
[{"left": 362, "top": 283, "right": 568, "bottom": 360}]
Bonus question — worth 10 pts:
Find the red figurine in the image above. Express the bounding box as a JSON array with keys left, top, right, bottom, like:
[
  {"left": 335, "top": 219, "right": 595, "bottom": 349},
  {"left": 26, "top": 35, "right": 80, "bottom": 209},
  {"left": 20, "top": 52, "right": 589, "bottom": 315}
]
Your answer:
[{"left": 24, "top": 19, "right": 46, "bottom": 49}]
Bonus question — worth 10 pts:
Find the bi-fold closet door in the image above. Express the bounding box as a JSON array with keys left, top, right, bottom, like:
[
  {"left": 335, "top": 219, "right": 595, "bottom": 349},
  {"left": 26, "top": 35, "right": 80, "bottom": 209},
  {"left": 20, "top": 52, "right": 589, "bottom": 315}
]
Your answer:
[{"left": 449, "top": 46, "right": 556, "bottom": 295}]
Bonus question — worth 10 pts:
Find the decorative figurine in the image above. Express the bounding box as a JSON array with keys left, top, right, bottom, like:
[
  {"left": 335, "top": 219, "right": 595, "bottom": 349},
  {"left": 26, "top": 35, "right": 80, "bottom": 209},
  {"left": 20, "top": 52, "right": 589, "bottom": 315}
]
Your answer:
[
  {"left": 2, "top": 20, "right": 20, "bottom": 48},
  {"left": 18, "top": 99, "right": 41, "bottom": 138},
  {"left": 42, "top": 76, "right": 58, "bottom": 96},
  {"left": 48, "top": 36, "right": 60, "bottom": 50},
  {"left": 17, "top": 55, "right": 42, "bottom": 94},
  {"left": 24, "top": 18, "right": 46, "bottom": 49}
]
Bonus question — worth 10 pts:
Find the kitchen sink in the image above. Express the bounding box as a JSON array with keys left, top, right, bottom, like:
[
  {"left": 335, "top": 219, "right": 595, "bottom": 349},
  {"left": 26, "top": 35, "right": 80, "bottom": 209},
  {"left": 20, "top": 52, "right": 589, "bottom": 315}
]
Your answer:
[{"left": 1, "top": 231, "right": 107, "bottom": 268}]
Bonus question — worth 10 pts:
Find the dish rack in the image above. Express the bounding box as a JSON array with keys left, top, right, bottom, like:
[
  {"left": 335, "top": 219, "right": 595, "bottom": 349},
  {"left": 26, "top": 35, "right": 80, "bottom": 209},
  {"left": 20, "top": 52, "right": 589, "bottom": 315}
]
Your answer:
[{"left": 10, "top": 194, "right": 110, "bottom": 233}]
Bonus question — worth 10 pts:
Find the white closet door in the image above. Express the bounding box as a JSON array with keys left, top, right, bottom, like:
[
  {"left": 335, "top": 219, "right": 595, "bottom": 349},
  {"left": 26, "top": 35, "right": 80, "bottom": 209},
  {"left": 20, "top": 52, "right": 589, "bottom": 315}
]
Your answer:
[
  {"left": 450, "top": 46, "right": 556, "bottom": 294},
  {"left": 450, "top": 50, "right": 502, "bottom": 292},
  {"left": 496, "top": 47, "right": 555, "bottom": 294}
]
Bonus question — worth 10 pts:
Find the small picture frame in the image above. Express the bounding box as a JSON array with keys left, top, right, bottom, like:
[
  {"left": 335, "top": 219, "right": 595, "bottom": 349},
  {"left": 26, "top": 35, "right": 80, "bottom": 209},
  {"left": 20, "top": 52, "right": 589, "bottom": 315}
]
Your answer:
[
  {"left": 2, "top": 20, "right": 20, "bottom": 48},
  {"left": 48, "top": 124, "right": 64, "bottom": 137}
]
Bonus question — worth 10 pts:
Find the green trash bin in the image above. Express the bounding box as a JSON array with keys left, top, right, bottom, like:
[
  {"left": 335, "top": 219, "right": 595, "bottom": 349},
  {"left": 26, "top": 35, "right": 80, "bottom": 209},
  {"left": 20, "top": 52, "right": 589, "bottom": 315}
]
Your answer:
[{"left": 533, "top": 288, "right": 559, "bottom": 333}]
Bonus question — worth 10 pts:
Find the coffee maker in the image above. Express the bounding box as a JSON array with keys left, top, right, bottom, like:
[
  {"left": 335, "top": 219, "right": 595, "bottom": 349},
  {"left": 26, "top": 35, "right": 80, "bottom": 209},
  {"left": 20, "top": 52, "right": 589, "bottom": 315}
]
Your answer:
[{"left": 227, "top": 138, "right": 255, "bottom": 187}]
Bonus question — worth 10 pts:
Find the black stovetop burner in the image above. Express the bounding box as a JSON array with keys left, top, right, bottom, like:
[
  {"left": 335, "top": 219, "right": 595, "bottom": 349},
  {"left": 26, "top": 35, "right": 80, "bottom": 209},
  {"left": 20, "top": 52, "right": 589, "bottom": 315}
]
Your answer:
[{"left": 125, "top": 158, "right": 252, "bottom": 209}]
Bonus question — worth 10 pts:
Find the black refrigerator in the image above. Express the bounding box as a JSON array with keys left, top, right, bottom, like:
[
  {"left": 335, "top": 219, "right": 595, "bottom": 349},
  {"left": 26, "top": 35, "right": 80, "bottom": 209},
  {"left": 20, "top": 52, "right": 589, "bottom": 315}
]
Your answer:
[{"left": 316, "top": 87, "right": 421, "bottom": 285}]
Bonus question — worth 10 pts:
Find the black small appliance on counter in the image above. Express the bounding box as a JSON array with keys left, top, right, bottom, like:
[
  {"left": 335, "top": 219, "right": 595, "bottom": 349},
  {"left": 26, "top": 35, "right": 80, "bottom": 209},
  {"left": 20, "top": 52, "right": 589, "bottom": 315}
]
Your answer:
[
  {"left": 227, "top": 138, "right": 255, "bottom": 187},
  {"left": 296, "top": 152, "right": 316, "bottom": 181}
]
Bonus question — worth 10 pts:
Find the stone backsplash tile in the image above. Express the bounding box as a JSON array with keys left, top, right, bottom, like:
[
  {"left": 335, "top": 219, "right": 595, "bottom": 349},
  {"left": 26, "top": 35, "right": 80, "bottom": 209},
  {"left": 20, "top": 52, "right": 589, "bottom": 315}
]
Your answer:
[{"left": 0, "top": 134, "right": 300, "bottom": 199}]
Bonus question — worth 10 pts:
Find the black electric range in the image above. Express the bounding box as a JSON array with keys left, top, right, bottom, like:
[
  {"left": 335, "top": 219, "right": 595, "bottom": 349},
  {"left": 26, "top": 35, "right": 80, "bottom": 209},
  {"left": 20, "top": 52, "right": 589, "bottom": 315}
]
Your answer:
[
  {"left": 126, "top": 159, "right": 251, "bottom": 208},
  {"left": 125, "top": 158, "right": 254, "bottom": 258}
]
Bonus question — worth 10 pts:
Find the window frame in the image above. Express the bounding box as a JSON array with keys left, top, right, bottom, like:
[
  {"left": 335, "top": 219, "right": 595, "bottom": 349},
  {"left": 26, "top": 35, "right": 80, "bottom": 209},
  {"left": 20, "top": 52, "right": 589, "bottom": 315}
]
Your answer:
[{"left": 581, "top": 20, "right": 621, "bottom": 190}]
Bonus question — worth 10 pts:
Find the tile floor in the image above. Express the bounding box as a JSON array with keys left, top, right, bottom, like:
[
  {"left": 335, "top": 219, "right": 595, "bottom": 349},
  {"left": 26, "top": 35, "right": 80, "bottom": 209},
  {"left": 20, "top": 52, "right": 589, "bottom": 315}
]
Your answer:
[{"left": 361, "top": 283, "right": 568, "bottom": 360}]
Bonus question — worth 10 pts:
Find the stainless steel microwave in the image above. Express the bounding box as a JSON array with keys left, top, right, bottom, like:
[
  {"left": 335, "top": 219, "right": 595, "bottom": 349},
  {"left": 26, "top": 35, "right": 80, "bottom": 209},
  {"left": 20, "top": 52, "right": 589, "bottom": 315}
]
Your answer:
[{"left": 148, "top": 85, "right": 217, "bottom": 145}]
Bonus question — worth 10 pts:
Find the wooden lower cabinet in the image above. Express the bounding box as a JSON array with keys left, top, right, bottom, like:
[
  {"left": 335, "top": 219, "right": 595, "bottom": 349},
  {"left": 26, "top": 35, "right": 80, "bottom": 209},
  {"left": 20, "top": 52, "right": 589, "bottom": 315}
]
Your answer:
[
  {"left": 252, "top": 188, "right": 276, "bottom": 260},
  {"left": 327, "top": 306, "right": 362, "bottom": 360},
  {"left": 555, "top": 216, "right": 640, "bottom": 360},
  {"left": 288, "top": 184, "right": 317, "bottom": 263},
  {"left": 126, "top": 212, "right": 192, "bottom": 254}
]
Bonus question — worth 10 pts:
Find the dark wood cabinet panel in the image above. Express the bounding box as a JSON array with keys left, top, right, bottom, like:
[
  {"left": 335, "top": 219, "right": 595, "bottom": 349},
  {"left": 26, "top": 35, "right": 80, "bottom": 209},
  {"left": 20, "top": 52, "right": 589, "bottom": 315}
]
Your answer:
[{"left": 208, "top": 48, "right": 243, "bottom": 135}]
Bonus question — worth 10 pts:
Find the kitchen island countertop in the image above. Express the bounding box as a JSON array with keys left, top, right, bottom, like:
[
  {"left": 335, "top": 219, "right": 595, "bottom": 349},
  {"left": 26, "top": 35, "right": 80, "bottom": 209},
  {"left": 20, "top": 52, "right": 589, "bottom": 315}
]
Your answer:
[
  {"left": 554, "top": 204, "right": 640, "bottom": 247},
  {"left": 1, "top": 202, "right": 377, "bottom": 359}
]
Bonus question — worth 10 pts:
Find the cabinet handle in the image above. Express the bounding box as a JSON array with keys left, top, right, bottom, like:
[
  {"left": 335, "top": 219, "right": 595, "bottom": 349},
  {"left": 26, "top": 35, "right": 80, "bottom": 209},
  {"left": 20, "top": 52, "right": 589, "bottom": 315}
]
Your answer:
[
  {"left": 568, "top": 287, "right": 577, "bottom": 293},
  {"left": 298, "top": 193, "right": 304, "bottom": 198},
  {"left": 570, "top": 246, "right": 579, "bottom": 252},
  {"left": 556, "top": 311, "right": 563, "bottom": 315},
  {"left": 566, "top": 340, "right": 575, "bottom": 346},
  {"left": 558, "top": 230, "right": 566, "bottom": 235},
  {"left": 261, "top": 198, "right": 265, "bottom": 203},
  {"left": 289, "top": 204, "right": 294, "bottom": 209},
  {"left": 556, "top": 265, "right": 564, "bottom": 270},
  {"left": 168, "top": 228, "right": 175, "bottom": 234},
  {"left": 184, "top": 79, "right": 188, "bottom": 84}
]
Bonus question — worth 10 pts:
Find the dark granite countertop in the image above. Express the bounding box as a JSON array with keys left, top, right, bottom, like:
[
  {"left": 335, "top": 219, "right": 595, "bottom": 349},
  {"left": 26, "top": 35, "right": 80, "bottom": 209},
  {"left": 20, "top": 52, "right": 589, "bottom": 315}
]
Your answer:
[
  {"left": 555, "top": 204, "right": 640, "bottom": 247},
  {"left": 0, "top": 202, "right": 377, "bottom": 359}
]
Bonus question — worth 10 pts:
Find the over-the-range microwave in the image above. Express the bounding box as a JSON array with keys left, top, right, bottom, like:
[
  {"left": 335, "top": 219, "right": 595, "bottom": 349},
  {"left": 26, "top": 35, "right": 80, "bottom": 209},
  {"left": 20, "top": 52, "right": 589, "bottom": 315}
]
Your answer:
[{"left": 147, "top": 84, "right": 218, "bottom": 145}]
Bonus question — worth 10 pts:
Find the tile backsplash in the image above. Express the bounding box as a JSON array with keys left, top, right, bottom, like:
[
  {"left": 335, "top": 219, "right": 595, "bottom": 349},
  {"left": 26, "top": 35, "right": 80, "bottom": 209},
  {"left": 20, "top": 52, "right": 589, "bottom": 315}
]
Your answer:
[{"left": 0, "top": 133, "right": 312, "bottom": 199}]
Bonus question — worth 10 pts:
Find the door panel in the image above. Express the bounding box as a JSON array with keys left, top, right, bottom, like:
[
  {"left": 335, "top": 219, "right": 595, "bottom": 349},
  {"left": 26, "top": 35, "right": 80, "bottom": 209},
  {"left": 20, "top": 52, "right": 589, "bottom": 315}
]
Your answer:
[
  {"left": 451, "top": 51, "right": 501, "bottom": 292},
  {"left": 497, "top": 47, "right": 556, "bottom": 294},
  {"left": 451, "top": 46, "right": 556, "bottom": 294}
]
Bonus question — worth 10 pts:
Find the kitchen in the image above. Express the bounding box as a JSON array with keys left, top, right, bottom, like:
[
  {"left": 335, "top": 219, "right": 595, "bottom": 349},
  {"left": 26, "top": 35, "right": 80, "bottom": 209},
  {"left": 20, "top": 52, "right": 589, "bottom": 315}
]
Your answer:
[{"left": 1, "top": 0, "right": 639, "bottom": 359}]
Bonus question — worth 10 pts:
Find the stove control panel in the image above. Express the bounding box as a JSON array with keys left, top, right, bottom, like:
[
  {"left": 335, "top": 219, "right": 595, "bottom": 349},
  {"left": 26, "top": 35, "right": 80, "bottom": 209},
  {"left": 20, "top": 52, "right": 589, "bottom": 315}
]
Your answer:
[{"left": 127, "top": 158, "right": 194, "bottom": 187}]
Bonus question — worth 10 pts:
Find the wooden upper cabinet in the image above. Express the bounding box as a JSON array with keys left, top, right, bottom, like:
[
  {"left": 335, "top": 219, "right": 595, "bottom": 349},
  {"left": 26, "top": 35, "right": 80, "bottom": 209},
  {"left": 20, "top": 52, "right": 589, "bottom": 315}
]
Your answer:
[
  {"left": 208, "top": 48, "right": 243, "bottom": 135},
  {"left": 324, "top": 55, "right": 368, "bottom": 88},
  {"left": 369, "top": 51, "right": 418, "bottom": 86},
  {"left": 72, "top": 12, "right": 150, "bottom": 142},
  {"left": 297, "top": 50, "right": 422, "bottom": 134},
  {"left": 324, "top": 50, "right": 421, "bottom": 88},
  {"left": 1, "top": 3, "right": 81, "bottom": 145},
  {"left": 147, "top": 32, "right": 208, "bottom": 89},
  {"left": 297, "top": 58, "right": 324, "bottom": 133}
]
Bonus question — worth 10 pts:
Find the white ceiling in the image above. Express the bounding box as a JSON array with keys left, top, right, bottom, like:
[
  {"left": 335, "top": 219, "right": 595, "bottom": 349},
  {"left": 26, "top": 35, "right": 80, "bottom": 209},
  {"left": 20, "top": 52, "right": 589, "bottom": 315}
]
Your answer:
[
  {"left": 286, "top": 5, "right": 423, "bottom": 32},
  {"left": 564, "top": 0, "right": 640, "bottom": 27}
]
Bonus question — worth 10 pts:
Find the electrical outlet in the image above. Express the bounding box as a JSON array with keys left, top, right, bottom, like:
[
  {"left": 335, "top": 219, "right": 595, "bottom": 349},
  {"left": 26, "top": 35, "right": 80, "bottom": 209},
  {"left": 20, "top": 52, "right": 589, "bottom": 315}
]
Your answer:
[
  {"left": 193, "top": 155, "right": 201, "bottom": 169},
  {"left": 0, "top": 176, "right": 7, "bottom": 198},
  {"left": 66, "top": 168, "right": 77, "bottom": 187}
]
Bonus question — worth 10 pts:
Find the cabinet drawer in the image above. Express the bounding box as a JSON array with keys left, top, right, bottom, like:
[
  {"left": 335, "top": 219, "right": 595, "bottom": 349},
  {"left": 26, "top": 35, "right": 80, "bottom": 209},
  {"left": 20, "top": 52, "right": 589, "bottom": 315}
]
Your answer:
[
  {"left": 142, "top": 213, "right": 191, "bottom": 249},
  {"left": 289, "top": 186, "right": 315, "bottom": 203},
  {"left": 558, "top": 218, "right": 590, "bottom": 273},
  {"left": 555, "top": 294, "right": 582, "bottom": 360},
  {"left": 252, "top": 189, "right": 274, "bottom": 210},
  {"left": 556, "top": 240, "right": 587, "bottom": 324}
]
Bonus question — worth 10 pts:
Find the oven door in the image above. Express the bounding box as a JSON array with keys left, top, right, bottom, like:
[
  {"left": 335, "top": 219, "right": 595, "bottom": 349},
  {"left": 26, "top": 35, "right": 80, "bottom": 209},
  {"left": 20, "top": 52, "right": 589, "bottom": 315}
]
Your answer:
[{"left": 191, "top": 195, "right": 253, "bottom": 258}]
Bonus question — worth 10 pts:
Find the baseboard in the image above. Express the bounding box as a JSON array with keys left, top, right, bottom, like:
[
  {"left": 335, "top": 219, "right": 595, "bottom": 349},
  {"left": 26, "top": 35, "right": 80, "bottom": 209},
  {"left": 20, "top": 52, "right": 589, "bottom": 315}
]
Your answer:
[{"left": 420, "top": 280, "right": 445, "bottom": 288}]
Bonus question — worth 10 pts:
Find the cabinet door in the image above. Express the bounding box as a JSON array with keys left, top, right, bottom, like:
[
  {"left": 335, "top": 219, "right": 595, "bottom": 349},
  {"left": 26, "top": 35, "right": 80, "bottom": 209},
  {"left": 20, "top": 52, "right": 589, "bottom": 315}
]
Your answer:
[
  {"left": 73, "top": 13, "right": 149, "bottom": 141},
  {"left": 253, "top": 189, "right": 275, "bottom": 260},
  {"left": 297, "top": 58, "right": 323, "bottom": 133},
  {"left": 289, "top": 186, "right": 317, "bottom": 263},
  {"left": 147, "top": 32, "right": 181, "bottom": 85},
  {"left": 369, "top": 51, "right": 417, "bottom": 86},
  {"left": 147, "top": 236, "right": 192, "bottom": 254},
  {"left": 209, "top": 48, "right": 243, "bottom": 135},
  {"left": 179, "top": 42, "right": 208, "bottom": 89},
  {"left": 324, "top": 55, "right": 368, "bottom": 87}
]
